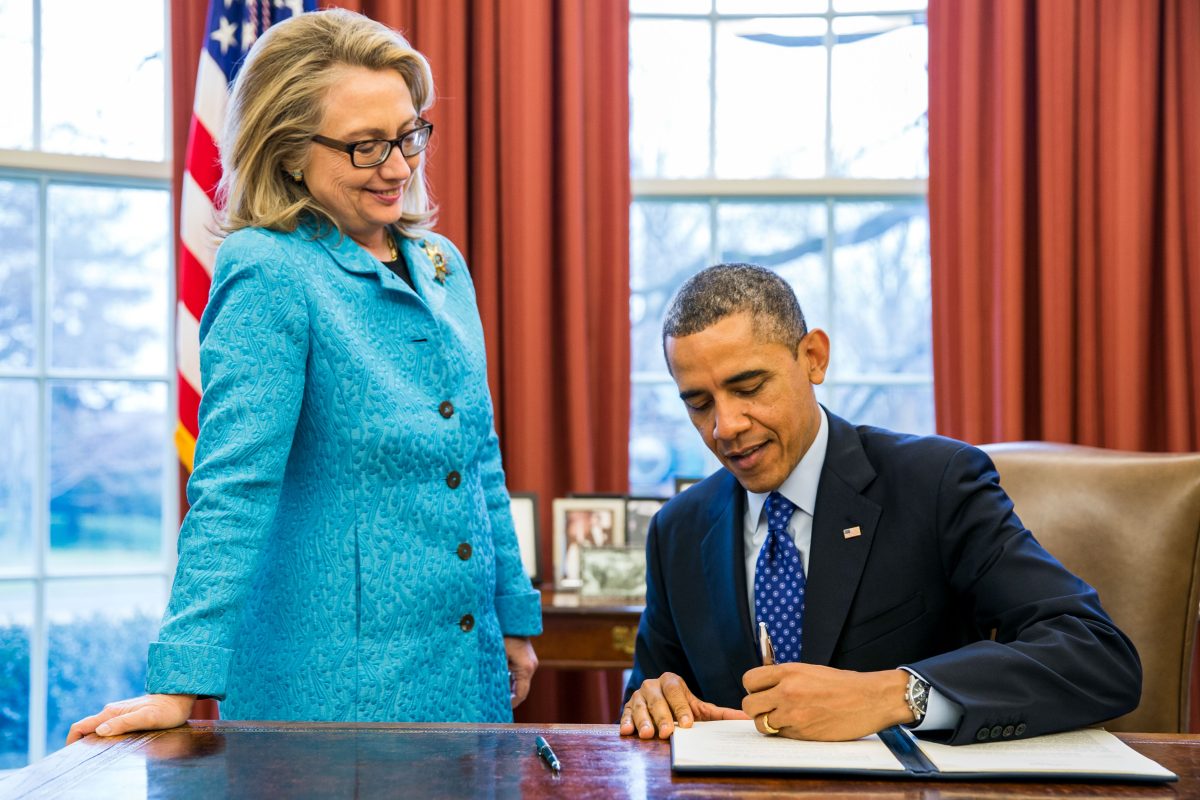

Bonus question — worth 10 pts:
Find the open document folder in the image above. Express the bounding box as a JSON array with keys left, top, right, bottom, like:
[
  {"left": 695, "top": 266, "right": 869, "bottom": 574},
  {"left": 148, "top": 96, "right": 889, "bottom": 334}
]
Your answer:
[{"left": 671, "top": 720, "right": 1176, "bottom": 783}]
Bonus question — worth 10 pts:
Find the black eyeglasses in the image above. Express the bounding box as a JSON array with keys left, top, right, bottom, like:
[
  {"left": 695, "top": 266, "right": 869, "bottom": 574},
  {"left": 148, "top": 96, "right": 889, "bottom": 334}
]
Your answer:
[{"left": 311, "top": 119, "right": 434, "bottom": 168}]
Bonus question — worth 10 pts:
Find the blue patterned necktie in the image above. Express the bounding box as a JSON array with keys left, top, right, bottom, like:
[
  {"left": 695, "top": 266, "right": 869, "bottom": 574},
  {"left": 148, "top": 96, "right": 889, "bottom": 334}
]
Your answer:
[{"left": 754, "top": 492, "right": 805, "bottom": 664}]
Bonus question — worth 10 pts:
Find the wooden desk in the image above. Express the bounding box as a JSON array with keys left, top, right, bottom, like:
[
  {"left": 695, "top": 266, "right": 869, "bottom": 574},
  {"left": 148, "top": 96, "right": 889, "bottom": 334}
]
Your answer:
[
  {"left": 537, "top": 591, "right": 643, "bottom": 670},
  {"left": 4, "top": 722, "right": 1196, "bottom": 799}
]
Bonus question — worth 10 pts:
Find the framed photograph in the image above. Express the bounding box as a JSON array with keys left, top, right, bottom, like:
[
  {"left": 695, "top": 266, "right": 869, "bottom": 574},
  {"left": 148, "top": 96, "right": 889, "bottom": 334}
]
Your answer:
[
  {"left": 552, "top": 496, "right": 626, "bottom": 589},
  {"left": 509, "top": 492, "right": 541, "bottom": 585},
  {"left": 625, "top": 497, "right": 667, "bottom": 549},
  {"left": 580, "top": 547, "right": 647, "bottom": 598},
  {"left": 674, "top": 477, "right": 702, "bottom": 495}
]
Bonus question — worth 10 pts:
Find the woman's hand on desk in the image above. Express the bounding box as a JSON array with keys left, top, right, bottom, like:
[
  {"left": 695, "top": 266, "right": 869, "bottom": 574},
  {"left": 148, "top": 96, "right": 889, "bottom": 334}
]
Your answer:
[
  {"left": 66, "top": 693, "right": 197, "bottom": 744},
  {"left": 505, "top": 636, "right": 538, "bottom": 708},
  {"left": 620, "top": 673, "right": 748, "bottom": 739}
]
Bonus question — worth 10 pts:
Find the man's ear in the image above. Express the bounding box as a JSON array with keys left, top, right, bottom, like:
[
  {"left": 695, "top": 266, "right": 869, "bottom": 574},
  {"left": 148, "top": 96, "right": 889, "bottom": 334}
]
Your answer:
[{"left": 799, "top": 329, "right": 830, "bottom": 385}]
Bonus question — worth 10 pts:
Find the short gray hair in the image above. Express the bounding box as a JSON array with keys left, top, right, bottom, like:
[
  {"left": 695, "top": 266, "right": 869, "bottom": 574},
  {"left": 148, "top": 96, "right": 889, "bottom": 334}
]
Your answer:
[{"left": 662, "top": 263, "right": 808, "bottom": 356}]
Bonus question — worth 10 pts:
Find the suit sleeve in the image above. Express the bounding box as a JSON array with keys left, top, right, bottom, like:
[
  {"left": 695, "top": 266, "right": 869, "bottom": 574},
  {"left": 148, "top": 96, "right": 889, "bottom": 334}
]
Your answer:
[
  {"left": 624, "top": 512, "right": 703, "bottom": 706},
  {"left": 146, "top": 234, "right": 308, "bottom": 699},
  {"left": 905, "top": 445, "right": 1142, "bottom": 744}
]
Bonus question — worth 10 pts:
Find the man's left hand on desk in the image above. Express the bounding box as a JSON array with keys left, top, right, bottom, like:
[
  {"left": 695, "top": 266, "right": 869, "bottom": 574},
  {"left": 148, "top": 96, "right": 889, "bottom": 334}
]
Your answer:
[
  {"left": 620, "top": 672, "right": 748, "bottom": 739},
  {"left": 742, "top": 663, "right": 913, "bottom": 741}
]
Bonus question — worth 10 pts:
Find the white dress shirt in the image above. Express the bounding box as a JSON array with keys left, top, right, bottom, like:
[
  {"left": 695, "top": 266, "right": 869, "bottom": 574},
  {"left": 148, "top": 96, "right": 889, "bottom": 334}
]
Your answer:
[{"left": 742, "top": 407, "right": 961, "bottom": 731}]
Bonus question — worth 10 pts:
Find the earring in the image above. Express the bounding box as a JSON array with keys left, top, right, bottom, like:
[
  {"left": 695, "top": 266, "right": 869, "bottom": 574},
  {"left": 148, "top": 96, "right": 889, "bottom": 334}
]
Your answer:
[{"left": 290, "top": 170, "right": 303, "bottom": 183}]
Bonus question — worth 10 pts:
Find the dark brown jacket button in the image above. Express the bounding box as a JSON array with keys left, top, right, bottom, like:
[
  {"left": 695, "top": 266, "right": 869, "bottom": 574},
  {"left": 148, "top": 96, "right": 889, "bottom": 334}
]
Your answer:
[
  {"left": 457, "top": 542, "right": 472, "bottom": 560},
  {"left": 1014, "top": 723, "right": 1027, "bottom": 736},
  {"left": 439, "top": 400, "right": 454, "bottom": 418},
  {"left": 990, "top": 725, "right": 1003, "bottom": 739},
  {"left": 459, "top": 614, "right": 475, "bottom": 632},
  {"left": 1002, "top": 725, "right": 1014, "bottom": 738},
  {"left": 975, "top": 727, "right": 990, "bottom": 742},
  {"left": 446, "top": 470, "right": 461, "bottom": 489}
]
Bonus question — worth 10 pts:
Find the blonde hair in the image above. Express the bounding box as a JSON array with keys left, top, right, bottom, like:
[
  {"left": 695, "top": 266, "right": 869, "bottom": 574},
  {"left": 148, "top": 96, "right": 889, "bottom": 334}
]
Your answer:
[{"left": 218, "top": 8, "right": 435, "bottom": 238}]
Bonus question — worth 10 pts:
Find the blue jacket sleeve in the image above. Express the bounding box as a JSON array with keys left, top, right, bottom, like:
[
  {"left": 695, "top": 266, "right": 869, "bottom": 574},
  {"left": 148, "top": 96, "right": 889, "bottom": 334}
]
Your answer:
[{"left": 146, "top": 232, "right": 309, "bottom": 699}]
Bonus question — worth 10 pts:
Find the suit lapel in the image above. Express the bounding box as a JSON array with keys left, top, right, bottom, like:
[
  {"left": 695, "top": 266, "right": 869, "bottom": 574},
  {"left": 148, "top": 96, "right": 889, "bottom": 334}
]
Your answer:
[
  {"left": 802, "top": 411, "right": 882, "bottom": 666},
  {"left": 699, "top": 474, "right": 760, "bottom": 687}
]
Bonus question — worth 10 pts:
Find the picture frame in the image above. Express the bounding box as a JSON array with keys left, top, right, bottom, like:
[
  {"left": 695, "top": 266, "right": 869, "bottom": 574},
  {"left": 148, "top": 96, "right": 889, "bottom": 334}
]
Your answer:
[
  {"left": 508, "top": 492, "right": 541, "bottom": 586},
  {"left": 551, "top": 496, "right": 627, "bottom": 590},
  {"left": 580, "top": 546, "right": 647, "bottom": 599},
  {"left": 674, "top": 476, "right": 702, "bottom": 495},
  {"left": 625, "top": 496, "right": 667, "bottom": 549}
]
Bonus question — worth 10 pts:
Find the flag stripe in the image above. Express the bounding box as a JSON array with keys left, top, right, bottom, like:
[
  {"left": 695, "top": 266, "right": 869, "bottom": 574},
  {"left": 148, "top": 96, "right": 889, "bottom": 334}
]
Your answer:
[
  {"left": 188, "top": 116, "right": 222, "bottom": 205},
  {"left": 180, "top": 172, "right": 219, "bottom": 276},
  {"left": 176, "top": 303, "right": 203, "bottom": 395},
  {"left": 179, "top": 247, "right": 213, "bottom": 322},
  {"left": 193, "top": 49, "right": 230, "bottom": 138},
  {"left": 179, "top": 372, "right": 202, "bottom": 441}
]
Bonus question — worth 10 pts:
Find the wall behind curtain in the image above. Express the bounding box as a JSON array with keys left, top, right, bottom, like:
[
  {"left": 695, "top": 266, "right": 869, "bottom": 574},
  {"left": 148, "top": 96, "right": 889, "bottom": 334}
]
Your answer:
[
  {"left": 172, "top": 0, "right": 631, "bottom": 722},
  {"left": 928, "top": 0, "right": 1199, "bottom": 451}
]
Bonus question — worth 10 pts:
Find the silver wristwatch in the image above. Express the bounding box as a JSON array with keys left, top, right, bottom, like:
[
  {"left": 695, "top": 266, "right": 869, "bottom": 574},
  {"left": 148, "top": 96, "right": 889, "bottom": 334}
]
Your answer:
[{"left": 904, "top": 672, "right": 931, "bottom": 724}]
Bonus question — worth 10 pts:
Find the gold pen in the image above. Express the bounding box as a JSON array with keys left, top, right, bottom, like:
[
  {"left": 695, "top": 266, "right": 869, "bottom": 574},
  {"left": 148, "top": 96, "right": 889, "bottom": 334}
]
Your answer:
[{"left": 758, "top": 621, "right": 776, "bottom": 666}]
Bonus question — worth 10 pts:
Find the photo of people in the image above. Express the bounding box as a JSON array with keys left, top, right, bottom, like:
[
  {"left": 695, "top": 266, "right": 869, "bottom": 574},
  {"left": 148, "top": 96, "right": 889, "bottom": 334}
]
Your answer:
[{"left": 552, "top": 498, "right": 626, "bottom": 589}]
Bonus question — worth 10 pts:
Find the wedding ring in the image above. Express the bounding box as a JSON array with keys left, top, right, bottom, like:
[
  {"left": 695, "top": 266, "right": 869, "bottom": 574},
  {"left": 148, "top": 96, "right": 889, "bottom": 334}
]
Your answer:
[{"left": 759, "top": 712, "right": 781, "bottom": 735}]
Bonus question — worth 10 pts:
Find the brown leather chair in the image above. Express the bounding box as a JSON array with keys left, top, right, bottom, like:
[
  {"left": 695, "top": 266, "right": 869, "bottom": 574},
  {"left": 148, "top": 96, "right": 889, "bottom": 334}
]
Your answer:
[{"left": 981, "top": 442, "right": 1200, "bottom": 732}]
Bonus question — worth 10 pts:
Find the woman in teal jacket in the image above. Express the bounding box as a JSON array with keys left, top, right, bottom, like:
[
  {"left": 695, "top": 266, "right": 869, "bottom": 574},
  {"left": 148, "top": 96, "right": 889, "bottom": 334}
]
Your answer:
[{"left": 68, "top": 9, "right": 540, "bottom": 740}]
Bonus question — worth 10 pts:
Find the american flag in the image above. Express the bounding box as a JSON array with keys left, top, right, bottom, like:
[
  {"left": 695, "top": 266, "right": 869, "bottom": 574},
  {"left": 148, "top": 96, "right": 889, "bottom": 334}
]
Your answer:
[{"left": 176, "top": 0, "right": 316, "bottom": 471}]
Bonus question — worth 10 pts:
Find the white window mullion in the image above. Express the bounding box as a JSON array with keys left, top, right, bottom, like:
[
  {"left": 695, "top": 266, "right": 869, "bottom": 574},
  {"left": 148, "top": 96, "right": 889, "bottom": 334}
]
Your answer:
[{"left": 28, "top": 174, "right": 49, "bottom": 765}]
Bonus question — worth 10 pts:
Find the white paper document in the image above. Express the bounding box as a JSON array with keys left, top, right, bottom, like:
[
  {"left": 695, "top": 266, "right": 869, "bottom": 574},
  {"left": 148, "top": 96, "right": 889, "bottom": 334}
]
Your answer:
[
  {"left": 670, "top": 720, "right": 1176, "bottom": 782},
  {"left": 917, "top": 728, "right": 1176, "bottom": 779},
  {"left": 671, "top": 720, "right": 907, "bottom": 772}
]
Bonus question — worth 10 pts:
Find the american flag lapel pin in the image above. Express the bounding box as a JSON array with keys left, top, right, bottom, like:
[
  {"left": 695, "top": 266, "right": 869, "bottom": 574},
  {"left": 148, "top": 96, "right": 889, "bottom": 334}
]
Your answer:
[{"left": 842, "top": 526, "right": 862, "bottom": 539}]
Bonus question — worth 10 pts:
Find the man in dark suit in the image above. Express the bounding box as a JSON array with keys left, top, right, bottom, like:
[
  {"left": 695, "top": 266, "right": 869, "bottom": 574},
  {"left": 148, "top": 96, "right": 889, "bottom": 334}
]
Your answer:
[{"left": 620, "top": 263, "right": 1141, "bottom": 745}]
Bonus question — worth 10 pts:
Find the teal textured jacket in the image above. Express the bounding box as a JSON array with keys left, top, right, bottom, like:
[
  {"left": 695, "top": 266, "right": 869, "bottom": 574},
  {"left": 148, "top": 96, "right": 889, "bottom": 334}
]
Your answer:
[{"left": 146, "top": 223, "right": 542, "bottom": 722}]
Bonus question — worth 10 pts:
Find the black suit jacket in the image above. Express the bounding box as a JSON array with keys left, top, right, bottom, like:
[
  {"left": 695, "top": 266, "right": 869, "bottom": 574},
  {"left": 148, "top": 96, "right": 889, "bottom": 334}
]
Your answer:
[{"left": 627, "top": 411, "right": 1141, "bottom": 745}]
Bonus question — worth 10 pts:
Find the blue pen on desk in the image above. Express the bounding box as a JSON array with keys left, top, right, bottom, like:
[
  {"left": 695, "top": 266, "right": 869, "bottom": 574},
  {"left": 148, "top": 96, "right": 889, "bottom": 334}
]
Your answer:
[{"left": 535, "top": 735, "right": 562, "bottom": 773}]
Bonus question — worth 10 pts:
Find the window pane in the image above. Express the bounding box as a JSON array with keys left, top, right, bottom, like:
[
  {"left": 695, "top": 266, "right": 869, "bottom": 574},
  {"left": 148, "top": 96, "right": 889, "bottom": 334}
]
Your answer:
[
  {"left": 830, "top": 14, "right": 928, "bottom": 177},
  {"left": 0, "top": 582, "right": 32, "bottom": 769},
  {"left": 40, "top": 0, "right": 165, "bottom": 159},
  {"left": 716, "top": 201, "right": 829, "bottom": 329},
  {"left": 715, "top": 18, "right": 827, "bottom": 178},
  {"left": 716, "top": 0, "right": 827, "bottom": 12},
  {"left": 630, "top": 19, "right": 712, "bottom": 178},
  {"left": 828, "top": 383, "right": 934, "bottom": 434},
  {"left": 835, "top": 0, "right": 927, "bottom": 11},
  {"left": 630, "top": 201, "right": 711, "bottom": 373},
  {"left": 48, "top": 381, "right": 166, "bottom": 572},
  {"left": 830, "top": 200, "right": 930, "bottom": 377},
  {"left": 631, "top": 379, "right": 718, "bottom": 495},
  {"left": 0, "top": 179, "right": 38, "bottom": 369},
  {"left": 0, "top": 0, "right": 34, "bottom": 150},
  {"left": 44, "top": 577, "right": 163, "bottom": 755},
  {"left": 632, "top": 0, "right": 710, "bottom": 12},
  {"left": 0, "top": 380, "right": 37, "bottom": 576},
  {"left": 48, "top": 184, "right": 169, "bottom": 374}
]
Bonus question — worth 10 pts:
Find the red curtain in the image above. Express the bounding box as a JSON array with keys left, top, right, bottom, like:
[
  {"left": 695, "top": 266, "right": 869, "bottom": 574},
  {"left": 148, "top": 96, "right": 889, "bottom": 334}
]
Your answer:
[
  {"left": 171, "top": 1, "right": 631, "bottom": 723},
  {"left": 928, "top": 0, "right": 1200, "bottom": 730},
  {"left": 928, "top": 0, "right": 1200, "bottom": 451}
]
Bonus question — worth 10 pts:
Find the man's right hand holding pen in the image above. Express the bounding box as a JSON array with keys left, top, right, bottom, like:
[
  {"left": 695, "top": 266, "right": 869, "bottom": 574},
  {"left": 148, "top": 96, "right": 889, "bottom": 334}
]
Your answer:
[{"left": 621, "top": 620, "right": 916, "bottom": 742}]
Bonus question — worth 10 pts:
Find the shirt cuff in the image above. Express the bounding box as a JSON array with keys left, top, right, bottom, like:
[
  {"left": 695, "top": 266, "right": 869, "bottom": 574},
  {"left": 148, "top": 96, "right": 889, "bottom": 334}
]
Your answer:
[
  {"left": 494, "top": 589, "right": 543, "bottom": 637},
  {"left": 145, "top": 642, "right": 233, "bottom": 700},
  {"left": 900, "top": 666, "right": 963, "bottom": 731}
]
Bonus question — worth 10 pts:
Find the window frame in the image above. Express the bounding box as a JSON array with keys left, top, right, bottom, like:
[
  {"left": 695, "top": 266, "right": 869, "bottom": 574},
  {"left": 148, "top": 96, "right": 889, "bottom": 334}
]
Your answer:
[
  {"left": 0, "top": 0, "right": 175, "bottom": 768},
  {"left": 629, "top": 1, "right": 930, "bottom": 489}
]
